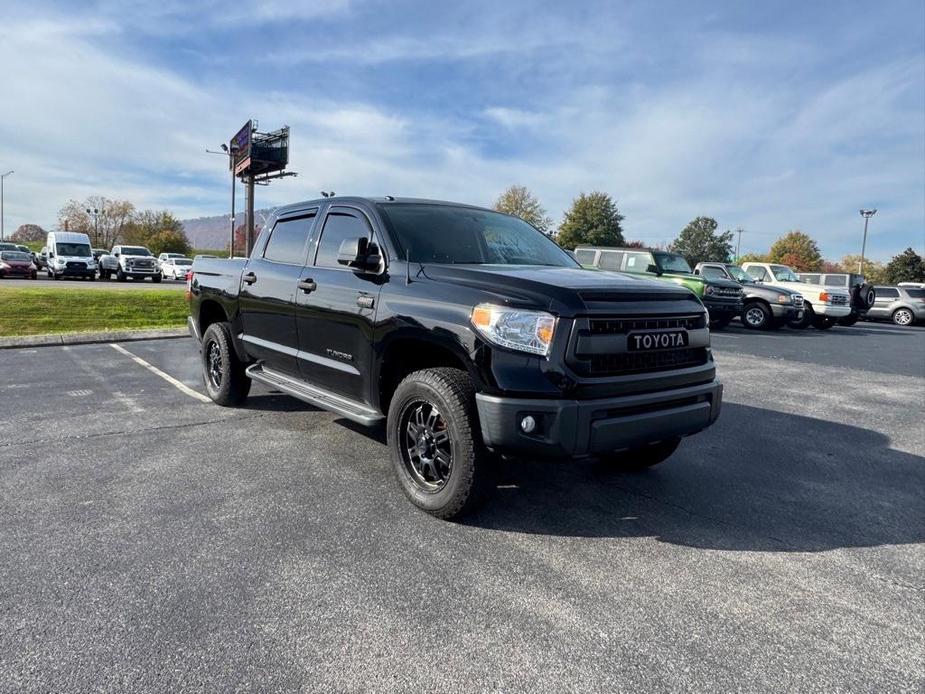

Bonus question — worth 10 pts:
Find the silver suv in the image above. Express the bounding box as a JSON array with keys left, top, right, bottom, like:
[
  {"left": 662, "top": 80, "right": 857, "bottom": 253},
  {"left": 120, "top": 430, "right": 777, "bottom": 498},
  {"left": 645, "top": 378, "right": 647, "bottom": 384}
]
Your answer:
[{"left": 866, "top": 286, "right": 925, "bottom": 326}]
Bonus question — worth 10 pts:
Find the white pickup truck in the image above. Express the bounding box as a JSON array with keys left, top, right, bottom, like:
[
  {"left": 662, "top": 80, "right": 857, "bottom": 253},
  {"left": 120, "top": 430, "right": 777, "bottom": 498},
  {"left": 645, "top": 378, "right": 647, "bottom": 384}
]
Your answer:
[{"left": 741, "top": 262, "right": 851, "bottom": 330}]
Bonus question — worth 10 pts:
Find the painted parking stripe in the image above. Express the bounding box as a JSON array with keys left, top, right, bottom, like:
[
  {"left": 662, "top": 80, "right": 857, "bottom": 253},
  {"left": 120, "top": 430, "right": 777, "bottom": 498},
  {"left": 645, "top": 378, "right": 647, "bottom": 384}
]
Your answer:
[{"left": 109, "top": 343, "right": 211, "bottom": 403}]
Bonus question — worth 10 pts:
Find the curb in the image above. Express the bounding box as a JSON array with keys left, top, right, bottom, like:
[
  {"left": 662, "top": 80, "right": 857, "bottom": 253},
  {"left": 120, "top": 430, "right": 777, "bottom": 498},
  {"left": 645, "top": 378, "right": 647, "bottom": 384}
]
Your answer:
[{"left": 0, "top": 327, "right": 190, "bottom": 349}]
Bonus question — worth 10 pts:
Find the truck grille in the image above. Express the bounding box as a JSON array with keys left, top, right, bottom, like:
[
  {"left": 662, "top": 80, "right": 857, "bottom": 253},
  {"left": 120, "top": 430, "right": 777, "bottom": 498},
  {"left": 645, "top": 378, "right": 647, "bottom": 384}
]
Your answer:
[
  {"left": 590, "top": 347, "right": 709, "bottom": 376},
  {"left": 589, "top": 314, "right": 706, "bottom": 334},
  {"left": 132, "top": 259, "right": 154, "bottom": 268},
  {"left": 792, "top": 295, "right": 804, "bottom": 308},
  {"left": 712, "top": 286, "right": 742, "bottom": 298},
  {"left": 830, "top": 294, "right": 848, "bottom": 306},
  {"left": 66, "top": 261, "right": 86, "bottom": 270}
]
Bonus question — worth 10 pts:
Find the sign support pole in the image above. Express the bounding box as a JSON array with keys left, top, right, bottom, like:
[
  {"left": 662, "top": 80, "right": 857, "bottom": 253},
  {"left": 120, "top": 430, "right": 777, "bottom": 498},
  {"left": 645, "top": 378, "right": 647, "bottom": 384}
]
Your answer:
[{"left": 245, "top": 174, "right": 255, "bottom": 257}]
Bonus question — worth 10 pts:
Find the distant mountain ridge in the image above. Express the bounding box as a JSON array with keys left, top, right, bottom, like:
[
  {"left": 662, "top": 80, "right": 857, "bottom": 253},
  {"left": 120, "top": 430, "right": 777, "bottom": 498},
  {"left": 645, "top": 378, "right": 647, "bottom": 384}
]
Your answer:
[{"left": 181, "top": 210, "right": 272, "bottom": 250}]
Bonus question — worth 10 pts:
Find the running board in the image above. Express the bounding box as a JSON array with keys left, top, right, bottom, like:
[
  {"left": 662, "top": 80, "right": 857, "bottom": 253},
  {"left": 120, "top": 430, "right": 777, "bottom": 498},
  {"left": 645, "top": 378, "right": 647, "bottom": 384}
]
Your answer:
[{"left": 246, "top": 363, "right": 383, "bottom": 426}]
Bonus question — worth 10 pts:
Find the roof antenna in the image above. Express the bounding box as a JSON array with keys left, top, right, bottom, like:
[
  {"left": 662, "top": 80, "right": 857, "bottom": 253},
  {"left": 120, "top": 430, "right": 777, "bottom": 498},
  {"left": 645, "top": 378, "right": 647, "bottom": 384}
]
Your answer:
[{"left": 406, "top": 247, "right": 412, "bottom": 285}]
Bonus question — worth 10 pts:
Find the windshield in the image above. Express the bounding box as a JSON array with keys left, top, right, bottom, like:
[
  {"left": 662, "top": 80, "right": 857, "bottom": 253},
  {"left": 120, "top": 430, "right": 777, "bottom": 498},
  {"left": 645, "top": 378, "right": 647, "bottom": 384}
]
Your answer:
[
  {"left": 377, "top": 204, "right": 578, "bottom": 267},
  {"left": 699, "top": 266, "right": 728, "bottom": 280},
  {"left": 174, "top": 258, "right": 193, "bottom": 266},
  {"left": 121, "top": 247, "right": 151, "bottom": 256},
  {"left": 654, "top": 252, "right": 693, "bottom": 274},
  {"left": 723, "top": 265, "right": 751, "bottom": 282},
  {"left": 56, "top": 243, "right": 91, "bottom": 257},
  {"left": 770, "top": 265, "right": 801, "bottom": 282},
  {"left": 1, "top": 251, "right": 31, "bottom": 262}
]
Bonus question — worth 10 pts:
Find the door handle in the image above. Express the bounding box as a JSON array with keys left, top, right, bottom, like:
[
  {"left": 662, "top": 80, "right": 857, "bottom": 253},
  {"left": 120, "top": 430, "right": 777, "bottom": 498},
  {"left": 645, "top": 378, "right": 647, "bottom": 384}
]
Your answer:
[
  {"left": 297, "top": 279, "right": 317, "bottom": 293},
  {"left": 242, "top": 272, "right": 257, "bottom": 285},
  {"left": 356, "top": 293, "right": 375, "bottom": 309}
]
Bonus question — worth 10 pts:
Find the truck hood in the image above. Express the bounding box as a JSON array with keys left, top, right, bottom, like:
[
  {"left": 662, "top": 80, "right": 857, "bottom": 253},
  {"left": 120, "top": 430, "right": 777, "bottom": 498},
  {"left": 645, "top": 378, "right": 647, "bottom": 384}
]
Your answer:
[
  {"left": 663, "top": 272, "right": 740, "bottom": 289},
  {"left": 420, "top": 264, "right": 697, "bottom": 312}
]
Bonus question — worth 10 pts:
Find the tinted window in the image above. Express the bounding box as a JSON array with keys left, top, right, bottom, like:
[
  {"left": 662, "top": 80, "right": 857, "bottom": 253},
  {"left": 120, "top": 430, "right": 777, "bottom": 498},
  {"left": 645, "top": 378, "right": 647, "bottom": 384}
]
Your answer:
[
  {"left": 876, "top": 287, "right": 899, "bottom": 299},
  {"left": 801, "top": 274, "right": 821, "bottom": 283},
  {"left": 575, "top": 249, "right": 597, "bottom": 267},
  {"left": 378, "top": 204, "right": 576, "bottom": 266},
  {"left": 747, "top": 266, "right": 769, "bottom": 281},
  {"left": 264, "top": 215, "right": 315, "bottom": 264},
  {"left": 623, "top": 252, "right": 653, "bottom": 273},
  {"left": 906, "top": 289, "right": 925, "bottom": 299},
  {"left": 599, "top": 250, "right": 623, "bottom": 271},
  {"left": 823, "top": 275, "right": 848, "bottom": 287},
  {"left": 315, "top": 212, "right": 372, "bottom": 268},
  {"left": 1, "top": 251, "right": 31, "bottom": 261}
]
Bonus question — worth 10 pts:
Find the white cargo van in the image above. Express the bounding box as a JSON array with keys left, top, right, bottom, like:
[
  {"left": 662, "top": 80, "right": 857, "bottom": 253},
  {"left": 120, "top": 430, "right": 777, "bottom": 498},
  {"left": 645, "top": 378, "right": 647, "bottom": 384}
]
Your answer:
[{"left": 45, "top": 231, "right": 97, "bottom": 280}]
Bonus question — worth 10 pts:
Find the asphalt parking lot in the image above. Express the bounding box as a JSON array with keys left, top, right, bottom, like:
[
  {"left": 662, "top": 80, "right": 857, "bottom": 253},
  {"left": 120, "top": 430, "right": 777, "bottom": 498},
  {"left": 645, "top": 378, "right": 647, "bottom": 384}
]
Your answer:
[{"left": 1, "top": 322, "right": 923, "bottom": 691}]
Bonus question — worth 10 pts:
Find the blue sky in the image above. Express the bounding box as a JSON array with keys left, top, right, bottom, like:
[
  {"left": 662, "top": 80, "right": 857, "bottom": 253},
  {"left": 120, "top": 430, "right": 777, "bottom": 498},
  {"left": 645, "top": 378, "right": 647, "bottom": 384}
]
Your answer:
[{"left": 1, "top": 0, "right": 922, "bottom": 260}]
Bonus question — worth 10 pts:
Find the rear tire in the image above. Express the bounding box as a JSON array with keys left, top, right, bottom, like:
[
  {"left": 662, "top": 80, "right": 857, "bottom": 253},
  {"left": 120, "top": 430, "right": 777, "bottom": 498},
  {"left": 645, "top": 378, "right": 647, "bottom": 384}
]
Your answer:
[
  {"left": 387, "top": 367, "right": 495, "bottom": 519},
  {"left": 812, "top": 315, "right": 837, "bottom": 330},
  {"left": 892, "top": 308, "right": 914, "bottom": 326},
  {"left": 599, "top": 438, "right": 681, "bottom": 471},
  {"left": 201, "top": 322, "right": 251, "bottom": 406},
  {"left": 742, "top": 302, "right": 772, "bottom": 330}
]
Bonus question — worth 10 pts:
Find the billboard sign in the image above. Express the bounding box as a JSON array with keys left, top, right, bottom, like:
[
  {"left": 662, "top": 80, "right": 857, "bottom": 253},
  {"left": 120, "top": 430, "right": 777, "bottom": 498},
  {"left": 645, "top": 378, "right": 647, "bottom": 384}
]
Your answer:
[{"left": 230, "top": 120, "right": 252, "bottom": 174}]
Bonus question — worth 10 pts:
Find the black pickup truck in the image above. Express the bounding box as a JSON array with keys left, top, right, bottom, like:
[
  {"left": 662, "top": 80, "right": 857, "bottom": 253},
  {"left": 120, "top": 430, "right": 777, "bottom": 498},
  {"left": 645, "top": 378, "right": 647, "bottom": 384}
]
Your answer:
[{"left": 188, "top": 197, "right": 723, "bottom": 518}]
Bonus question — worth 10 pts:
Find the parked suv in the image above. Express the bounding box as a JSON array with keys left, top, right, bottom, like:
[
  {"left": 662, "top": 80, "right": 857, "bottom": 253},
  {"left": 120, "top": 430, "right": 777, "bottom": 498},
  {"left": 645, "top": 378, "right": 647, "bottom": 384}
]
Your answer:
[
  {"left": 694, "top": 262, "right": 804, "bottom": 330},
  {"left": 99, "top": 245, "right": 162, "bottom": 282},
  {"left": 189, "top": 198, "right": 723, "bottom": 519},
  {"left": 796, "top": 272, "right": 875, "bottom": 326},
  {"left": 865, "top": 286, "right": 925, "bottom": 326},
  {"left": 741, "top": 262, "right": 851, "bottom": 329},
  {"left": 575, "top": 247, "right": 743, "bottom": 328}
]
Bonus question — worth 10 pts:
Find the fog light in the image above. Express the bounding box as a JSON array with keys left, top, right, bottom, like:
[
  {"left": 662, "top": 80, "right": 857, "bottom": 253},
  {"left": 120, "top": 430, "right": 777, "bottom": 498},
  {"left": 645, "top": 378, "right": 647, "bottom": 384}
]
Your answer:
[{"left": 520, "top": 416, "right": 537, "bottom": 433}]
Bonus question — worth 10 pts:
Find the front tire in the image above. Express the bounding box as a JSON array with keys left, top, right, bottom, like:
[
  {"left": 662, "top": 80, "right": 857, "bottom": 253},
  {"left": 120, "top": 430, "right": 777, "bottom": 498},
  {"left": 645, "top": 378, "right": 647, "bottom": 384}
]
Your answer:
[
  {"left": 152, "top": 274, "right": 162, "bottom": 283},
  {"left": 789, "top": 302, "right": 813, "bottom": 329},
  {"left": 201, "top": 322, "right": 251, "bottom": 406},
  {"left": 117, "top": 268, "right": 126, "bottom": 282},
  {"left": 710, "top": 315, "right": 733, "bottom": 330},
  {"left": 742, "top": 302, "right": 772, "bottom": 330},
  {"left": 387, "top": 367, "right": 495, "bottom": 519},
  {"left": 838, "top": 314, "right": 859, "bottom": 327},
  {"left": 599, "top": 438, "right": 681, "bottom": 471}
]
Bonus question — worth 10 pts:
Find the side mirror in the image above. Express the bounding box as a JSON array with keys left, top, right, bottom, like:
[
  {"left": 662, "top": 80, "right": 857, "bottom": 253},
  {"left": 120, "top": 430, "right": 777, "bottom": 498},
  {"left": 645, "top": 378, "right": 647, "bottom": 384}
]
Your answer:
[
  {"left": 646, "top": 264, "right": 661, "bottom": 276},
  {"left": 337, "top": 237, "right": 380, "bottom": 271},
  {"left": 114, "top": 252, "right": 120, "bottom": 257},
  {"left": 48, "top": 251, "right": 55, "bottom": 258}
]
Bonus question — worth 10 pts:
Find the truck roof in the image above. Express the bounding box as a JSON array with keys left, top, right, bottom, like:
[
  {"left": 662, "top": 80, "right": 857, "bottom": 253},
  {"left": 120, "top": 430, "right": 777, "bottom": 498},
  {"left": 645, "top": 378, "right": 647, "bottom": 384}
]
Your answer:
[
  {"left": 48, "top": 231, "right": 91, "bottom": 243},
  {"left": 274, "top": 196, "right": 492, "bottom": 216}
]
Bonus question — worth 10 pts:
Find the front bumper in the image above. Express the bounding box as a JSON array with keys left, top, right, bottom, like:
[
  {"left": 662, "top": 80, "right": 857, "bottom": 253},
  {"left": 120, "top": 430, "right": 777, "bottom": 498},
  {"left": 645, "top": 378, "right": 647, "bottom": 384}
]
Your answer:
[
  {"left": 475, "top": 379, "right": 722, "bottom": 458},
  {"left": 55, "top": 267, "right": 96, "bottom": 277},
  {"left": 770, "top": 304, "right": 803, "bottom": 321},
  {"left": 703, "top": 298, "right": 743, "bottom": 316}
]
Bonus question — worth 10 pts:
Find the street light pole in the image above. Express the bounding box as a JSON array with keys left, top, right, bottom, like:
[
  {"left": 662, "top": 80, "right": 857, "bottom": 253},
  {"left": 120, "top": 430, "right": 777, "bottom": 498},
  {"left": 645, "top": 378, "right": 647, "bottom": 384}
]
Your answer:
[
  {"left": 734, "top": 227, "right": 746, "bottom": 262},
  {"left": 1, "top": 170, "right": 13, "bottom": 241},
  {"left": 858, "top": 209, "right": 877, "bottom": 275},
  {"left": 86, "top": 208, "right": 99, "bottom": 246}
]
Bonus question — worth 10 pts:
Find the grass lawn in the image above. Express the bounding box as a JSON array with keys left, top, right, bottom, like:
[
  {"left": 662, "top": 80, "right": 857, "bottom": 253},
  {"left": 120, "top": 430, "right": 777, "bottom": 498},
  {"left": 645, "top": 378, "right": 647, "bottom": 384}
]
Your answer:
[{"left": 0, "top": 287, "right": 188, "bottom": 336}]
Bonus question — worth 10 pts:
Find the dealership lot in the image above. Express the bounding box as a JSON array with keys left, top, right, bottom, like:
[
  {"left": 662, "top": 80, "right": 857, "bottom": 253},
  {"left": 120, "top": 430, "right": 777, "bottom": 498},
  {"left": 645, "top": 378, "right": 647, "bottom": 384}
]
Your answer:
[{"left": 0, "top": 325, "right": 923, "bottom": 691}]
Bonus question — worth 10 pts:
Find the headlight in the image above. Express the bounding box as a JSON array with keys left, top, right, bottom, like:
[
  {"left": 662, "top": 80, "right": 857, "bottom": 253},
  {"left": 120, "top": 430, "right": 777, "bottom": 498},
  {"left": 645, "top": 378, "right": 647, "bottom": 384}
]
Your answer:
[
  {"left": 0, "top": 262, "right": 9, "bottom": 270},
  {"left": 777, "top": 294, "right": 790, "bottom": 304},
  {"left": 471, "top": 304, "right": 556, "bottom": 356},
  {"left": 55, "top": 258, "right": 66, "bottom": 266},
  {"left": 704, "top": 285, "right": 715, "bottom": 295}
]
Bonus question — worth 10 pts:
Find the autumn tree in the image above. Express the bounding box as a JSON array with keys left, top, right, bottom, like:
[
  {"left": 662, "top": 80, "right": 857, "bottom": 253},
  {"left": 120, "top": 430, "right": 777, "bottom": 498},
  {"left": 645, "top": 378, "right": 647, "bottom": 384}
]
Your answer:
[
  {"left": 58, "top": 196, "right": 134, "bottom": 248},
  {"left": 737, "top": 252, "right": 769, "bottom": 264},
  {"left": 885, "top": 248, "right": 925, "bottom": 284},
  {"left": 767, "top": 231, "right": 823, "bottom": 271},
  {"left": 838, "top": 255, "right": 888, "bottom": 284},
  {"left": 10, "top": 224, "right": 46, "bottom": 243},
  {"left": 493, "top": 185, "right": 553, "bottom": 235},
  {"left": 670, "top": 216, "right": 734, "bottom": 266},
  {"left": 556, "top": 192, "right": 624, "bottom": 250}
]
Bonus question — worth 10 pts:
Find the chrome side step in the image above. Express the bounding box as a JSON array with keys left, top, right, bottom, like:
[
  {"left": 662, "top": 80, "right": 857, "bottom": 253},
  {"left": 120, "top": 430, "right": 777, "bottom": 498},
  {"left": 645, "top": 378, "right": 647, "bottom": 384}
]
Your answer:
[{"left": 246, "top": 363, "right": 383, "bottom": 426}]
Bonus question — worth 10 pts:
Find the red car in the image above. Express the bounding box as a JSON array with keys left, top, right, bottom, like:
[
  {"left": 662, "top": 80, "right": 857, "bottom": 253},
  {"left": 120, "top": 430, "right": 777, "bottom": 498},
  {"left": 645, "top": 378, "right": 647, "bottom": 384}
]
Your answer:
[{"left": 0, "top": 251, "right": 38, "bottom": 279}]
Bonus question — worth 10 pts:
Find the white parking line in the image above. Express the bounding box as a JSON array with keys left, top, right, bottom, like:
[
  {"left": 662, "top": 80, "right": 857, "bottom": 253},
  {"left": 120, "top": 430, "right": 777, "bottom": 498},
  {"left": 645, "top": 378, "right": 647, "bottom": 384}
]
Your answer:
[{"left": 109, "top": 343, "right": 211, "bottom": 403}]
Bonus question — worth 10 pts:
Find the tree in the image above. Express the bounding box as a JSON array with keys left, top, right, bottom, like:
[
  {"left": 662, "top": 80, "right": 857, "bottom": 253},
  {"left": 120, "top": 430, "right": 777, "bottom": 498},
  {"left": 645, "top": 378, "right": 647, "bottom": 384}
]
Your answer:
[
  {"left": 146, "top": 228, "right": 192, "bottom": 256},
  {"left": 493, "top": 185, "right": 553, "bottom": 235},
  {"left": 556, "top": 192, "right": 624, "bottom": 250},
  {"left": 58, "top": 197, "right": 134, "bottom": 248},
  {"left": 122, "top": 210, "right": 185, "bottom": 247},
  {"left": 623, "top": 240, "right": 647, "bottom": 248},
  {"left": 885, "top": 248, "right": 925, "bottom": 284},
  {"left": 737, "top": 252, "right": 769, "bottom": 264},
  {"left": 768, "top": 231, "right": 823, "bottom": 271},
  {"left": 10, "top": 224, "right": 46, "bottom": 243},
  {"left": 670, "top": 216, "right": 734, "bottom": 266},
  {"left": 838, "top": 255, "right": 888, "bottom": 284}
]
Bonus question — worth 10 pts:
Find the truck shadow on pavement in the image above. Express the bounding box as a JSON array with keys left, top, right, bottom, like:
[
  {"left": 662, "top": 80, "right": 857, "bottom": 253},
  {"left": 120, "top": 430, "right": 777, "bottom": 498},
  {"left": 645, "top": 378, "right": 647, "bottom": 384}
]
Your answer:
[{"left": 464, "top": 403, "right": 925, "bottom": 551}]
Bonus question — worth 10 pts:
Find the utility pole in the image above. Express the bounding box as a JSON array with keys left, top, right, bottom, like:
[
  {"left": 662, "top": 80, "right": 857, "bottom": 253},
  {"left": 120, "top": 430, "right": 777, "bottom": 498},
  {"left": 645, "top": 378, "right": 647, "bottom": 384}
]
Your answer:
[
  {"left": 245, "top": 174, "right": 255, "bottom": 256},
  {"left": 0, "top": 170, "right": 13, "bottom": 241},
  {"left": 86, "top": 207, "right": 100, "bottom": 246},
  {"left": 734, "top": 227, "right": 746, "bottom": 262},
  {"left": 858, "top": 209, "right": 877, "bottom": 275}
]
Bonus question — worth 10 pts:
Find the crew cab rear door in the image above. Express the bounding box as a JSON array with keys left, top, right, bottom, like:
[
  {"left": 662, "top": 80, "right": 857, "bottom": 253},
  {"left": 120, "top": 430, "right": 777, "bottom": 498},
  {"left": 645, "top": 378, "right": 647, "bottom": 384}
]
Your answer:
[
  {"left": 294, "top": 205, "right": 384, "bottom": 405},
  {"left": 238, "top": 209, "right": 319, "bottom": 376}
]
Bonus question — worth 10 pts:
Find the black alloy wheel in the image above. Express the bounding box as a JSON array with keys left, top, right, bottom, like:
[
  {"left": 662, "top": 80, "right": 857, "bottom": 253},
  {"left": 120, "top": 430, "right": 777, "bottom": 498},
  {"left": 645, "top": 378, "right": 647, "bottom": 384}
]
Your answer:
[{"left": 399, "top": 400, "right": 453, "bottom": 491}]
